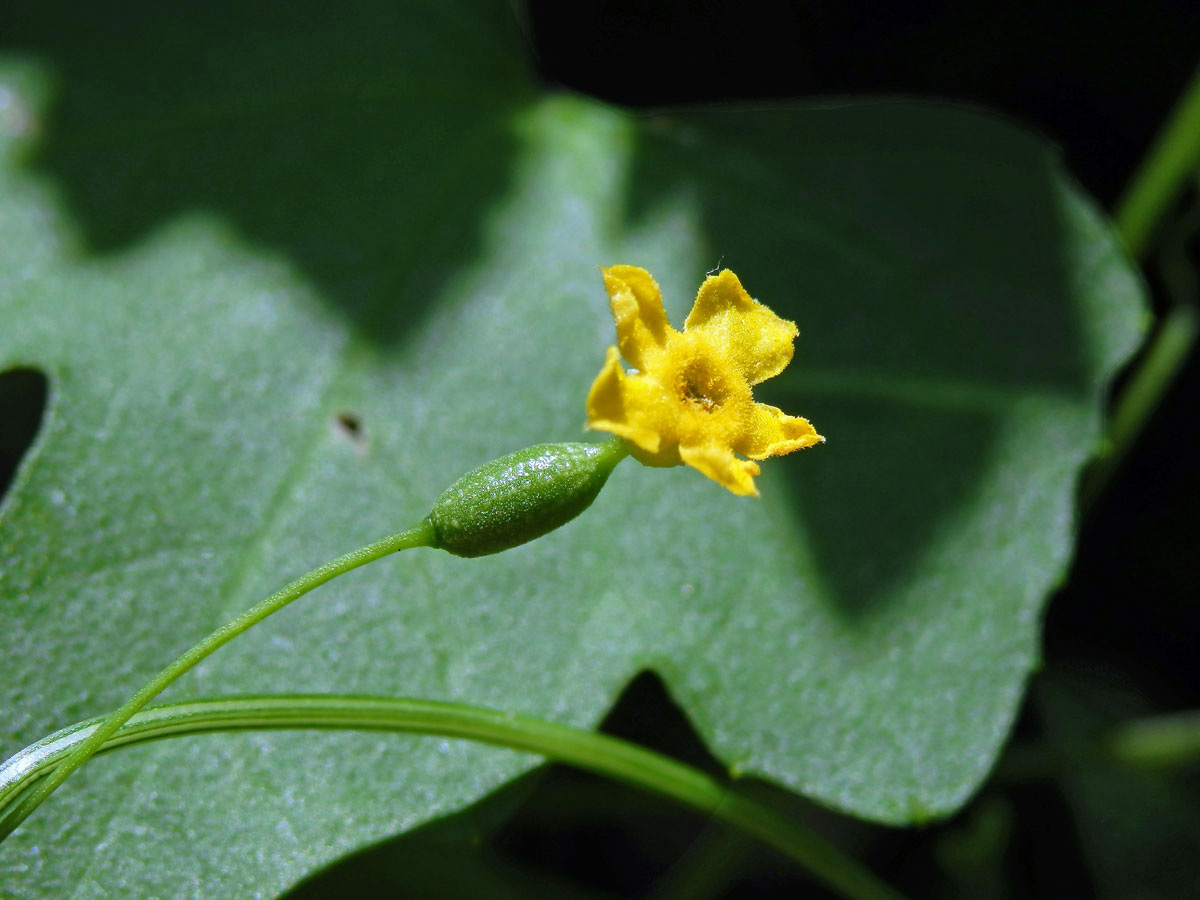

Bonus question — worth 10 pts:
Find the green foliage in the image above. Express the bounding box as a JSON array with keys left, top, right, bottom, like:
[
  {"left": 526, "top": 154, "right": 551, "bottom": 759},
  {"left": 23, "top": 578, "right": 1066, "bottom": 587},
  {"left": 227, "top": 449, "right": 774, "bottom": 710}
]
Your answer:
[
  {"left": 1038, "top": 674, "right": 1200, "bottom": 899},
  {"left": 0, "top": 1, "right": 1145, "bottom": 897}
]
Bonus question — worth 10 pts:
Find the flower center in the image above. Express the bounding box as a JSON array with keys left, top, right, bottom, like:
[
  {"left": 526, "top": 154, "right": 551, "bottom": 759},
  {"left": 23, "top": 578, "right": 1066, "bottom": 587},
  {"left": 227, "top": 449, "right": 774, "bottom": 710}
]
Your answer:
[{"left": 677, "top": 361, "right": 727, "bottom": 413}]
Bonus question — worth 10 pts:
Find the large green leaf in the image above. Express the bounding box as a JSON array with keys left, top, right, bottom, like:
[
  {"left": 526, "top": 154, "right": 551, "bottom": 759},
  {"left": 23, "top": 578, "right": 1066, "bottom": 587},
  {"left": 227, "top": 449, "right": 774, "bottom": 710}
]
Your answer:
[{"left": 0, "top": 1, "right": 1144, "bottom": 896}]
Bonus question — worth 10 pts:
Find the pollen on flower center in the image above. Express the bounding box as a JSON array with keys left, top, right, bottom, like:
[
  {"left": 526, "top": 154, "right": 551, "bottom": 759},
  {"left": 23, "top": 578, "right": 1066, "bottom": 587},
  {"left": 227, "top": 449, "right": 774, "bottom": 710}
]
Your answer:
[
  {"left": 678, "top": 364, "right": 725, "bottom": 413},
  {"left": 681, "top": 382, "right": 717, "bottom": 411}
]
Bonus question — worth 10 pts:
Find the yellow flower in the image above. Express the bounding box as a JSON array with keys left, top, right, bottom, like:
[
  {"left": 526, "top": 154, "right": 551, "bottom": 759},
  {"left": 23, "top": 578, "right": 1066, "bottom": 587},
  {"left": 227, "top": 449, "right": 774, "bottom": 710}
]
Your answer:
[{"left": 586, "top": 265, "right": 823, "bottom": 496}]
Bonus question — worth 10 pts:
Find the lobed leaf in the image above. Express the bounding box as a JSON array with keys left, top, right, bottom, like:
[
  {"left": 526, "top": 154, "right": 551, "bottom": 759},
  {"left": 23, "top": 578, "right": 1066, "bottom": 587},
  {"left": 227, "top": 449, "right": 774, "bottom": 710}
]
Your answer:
[{"left": 0, "top": 1, "right": 1144, "bottom": 896}]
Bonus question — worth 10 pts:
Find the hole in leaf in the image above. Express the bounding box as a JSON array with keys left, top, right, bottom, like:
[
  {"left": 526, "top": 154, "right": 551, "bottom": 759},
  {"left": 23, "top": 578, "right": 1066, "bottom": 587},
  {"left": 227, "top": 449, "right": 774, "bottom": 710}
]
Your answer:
[{"left": 0, "top": 367, "right": 49, "bottom": 505}]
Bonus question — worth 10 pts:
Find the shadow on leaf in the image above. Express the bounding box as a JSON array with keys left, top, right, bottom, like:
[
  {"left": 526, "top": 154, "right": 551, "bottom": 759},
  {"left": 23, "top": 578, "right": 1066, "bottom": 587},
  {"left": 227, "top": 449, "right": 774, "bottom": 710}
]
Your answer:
[
  {"left": 2, "top": 0, "right": 533, "bottom": 347},
  {"left": 625, "top": 104, "right": 1089, "bottom": 613}
]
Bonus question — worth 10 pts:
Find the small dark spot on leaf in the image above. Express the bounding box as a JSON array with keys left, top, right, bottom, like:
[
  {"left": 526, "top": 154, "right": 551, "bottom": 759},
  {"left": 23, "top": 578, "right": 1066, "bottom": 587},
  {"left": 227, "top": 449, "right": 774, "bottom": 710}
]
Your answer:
[
  {"left": 334, "top": 410, "right": 364, "bottom": 441},
  {"left": 0, "top": 367, "right": 49, "bottom": 505}
]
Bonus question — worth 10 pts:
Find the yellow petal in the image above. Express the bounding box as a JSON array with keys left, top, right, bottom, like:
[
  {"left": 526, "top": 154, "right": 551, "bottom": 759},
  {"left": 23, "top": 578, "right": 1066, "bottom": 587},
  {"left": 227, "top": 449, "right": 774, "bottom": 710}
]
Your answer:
[
  {"left": 679, "top": 443, "right": 762, "bottom": 496},
  {"left": 602, "top": 265, "right": 672, "bottom": 370},
  {"left": 736, "top": 402, "right": 824, "bottom": 460},
  {"left": 585, "top": 346, "right": 663, "bottom": 457},
  {"left": 683, "top": 269, "right": 798, "bottom": 386}
]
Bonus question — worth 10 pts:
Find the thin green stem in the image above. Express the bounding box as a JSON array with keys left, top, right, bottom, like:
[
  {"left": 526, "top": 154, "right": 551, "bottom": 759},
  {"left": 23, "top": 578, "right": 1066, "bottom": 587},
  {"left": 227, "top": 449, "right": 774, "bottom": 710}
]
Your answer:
[
  {"left": 995, "top": 709, "right": 1200, "bottom": 784},
  {"left": 647, "top": 828, "right": 752, "bottom": 900},
  {"left": 0, "top": 522, "right": 437, "bottom": 842},
  {"left": 0, "top": 695, "right": 906, "bottom": 900},
  {"left": 1107, "top": 709, "right": 1200, "bottom": 770},
  {"left": 1114, "top": 63, "right": 1200, "bottom": 258},
  {"left": 1085, "top": 67, "right": 1200, "bottom": 510},
  {"left": 1080, "top": 303, "right": 1198, "bottom": 513}
]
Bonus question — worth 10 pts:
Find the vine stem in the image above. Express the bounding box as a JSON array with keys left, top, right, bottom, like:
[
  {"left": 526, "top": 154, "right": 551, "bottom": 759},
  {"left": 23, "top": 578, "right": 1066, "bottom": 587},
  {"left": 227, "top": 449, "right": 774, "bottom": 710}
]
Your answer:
[
  {"left": 1079, "top": 302, "right": 1198, "bottom": 513},
  {"left": 1107, "top": 708, "right": 1200, "bottom": 769},
  {"left": 0, "top": 695, "right": 906, "bottom": 900},
  {"left": 1113, "top": 62, "right": 1200, "bottom": 259},
  {"left": 0, "top": 521, "right": 438, "bottom": 843},
  {"left": 996, "top": 708, "right": 1200, "bottom": 784},
  {"left": 1083, "top": 65, "right": 1200, "bottom": 509}
]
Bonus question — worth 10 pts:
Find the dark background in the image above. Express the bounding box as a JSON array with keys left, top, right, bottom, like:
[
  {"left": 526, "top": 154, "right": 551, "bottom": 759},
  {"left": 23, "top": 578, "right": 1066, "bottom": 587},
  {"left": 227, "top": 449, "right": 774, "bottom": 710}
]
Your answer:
[{"left": 3, "top": 2, "right": 1199, "bottom": 897}]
